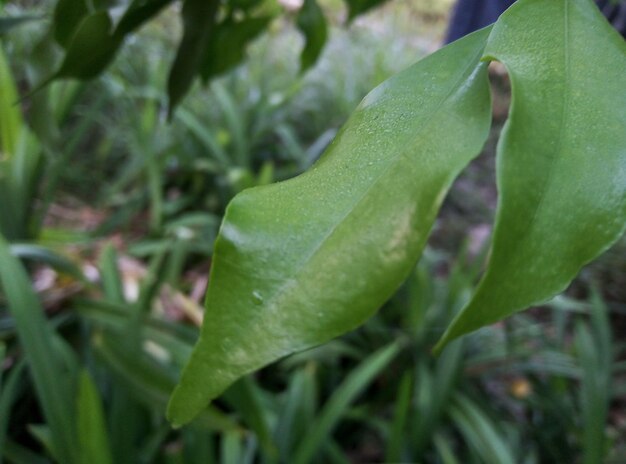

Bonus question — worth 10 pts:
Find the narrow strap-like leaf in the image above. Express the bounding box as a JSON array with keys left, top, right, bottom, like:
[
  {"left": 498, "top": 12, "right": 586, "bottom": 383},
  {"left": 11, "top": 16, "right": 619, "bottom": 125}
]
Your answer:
[
  {"left": 76, "top": 371, "right": 114, "bottom": 464},
  {"left": 435, "top": 0, "right": 626, "bottom": 352},
  {"left": 0, "top": 234, "right": 78, "bottom": 463},
  {"left": 0, "top": 41, "right": 22, "bottom": 156},
  {"left": 167, "top": 27, "right": 493, "bottom": 426}
]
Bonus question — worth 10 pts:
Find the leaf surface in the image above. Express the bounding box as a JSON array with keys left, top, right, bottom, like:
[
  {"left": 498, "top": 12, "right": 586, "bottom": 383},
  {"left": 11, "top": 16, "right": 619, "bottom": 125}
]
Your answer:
[
  {"left": 435, "top": 0, "right": 626, "bottom": 351},
  {"left": 167, "top": 28, "right": 493, "bottom": 426}
]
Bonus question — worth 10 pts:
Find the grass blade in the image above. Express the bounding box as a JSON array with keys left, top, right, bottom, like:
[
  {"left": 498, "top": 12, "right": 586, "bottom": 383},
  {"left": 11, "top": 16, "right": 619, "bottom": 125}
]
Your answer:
[
  {"left": 274, "top": 366, "right": 315, "bottom": 458},
  {"left": 0, "top": 40, "right": 22, "bottom": 156},
  {"left": 176, "top": 108, "right": 230, "bottom": 167},
  {"left": 223, "top": 376, "right": 277, "bottom": 459},
  {"left": 221, "top": 430, "right": 243, "bottom": 464},
  {"left": 0, "top": 234, "right": 77, "bottom": 463},
  {"left": 76, "top": 371, "right": 113, "bottom": 464},
  {"left": 576, "top": 307, "right": 611, "bottom": 464},
  {"left": 449, "top": 393, "right": 515, "bottom": 464},
  {"left": 10, "top": 243, "right": 85, "bottom": 282},
  {"left": 2, "top": 439, "right": 50, "bottom": 464},
  {"left": 385, "top": 372, "right": 412, "bottom": 463},
  {"left": 292, "top": 342, "right": 400, "bottom": 464},
  {"left": 432, "top": 432, "right": 460, "bottom": 464},
  {"left": 98, "top": 244, "right": 125, "bottom": 303},
  {"left": 0, "top": 360, "right": 26, "bottom": 464}
]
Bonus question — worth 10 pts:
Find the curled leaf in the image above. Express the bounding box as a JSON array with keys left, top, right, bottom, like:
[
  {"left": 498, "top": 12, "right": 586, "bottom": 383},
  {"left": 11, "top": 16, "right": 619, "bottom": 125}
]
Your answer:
[
  {"left": 435, "top": 0, "right": 626, "bottom": 352},
  {"left": 167, "top": 28, "right": 493, "bottom": 426}
]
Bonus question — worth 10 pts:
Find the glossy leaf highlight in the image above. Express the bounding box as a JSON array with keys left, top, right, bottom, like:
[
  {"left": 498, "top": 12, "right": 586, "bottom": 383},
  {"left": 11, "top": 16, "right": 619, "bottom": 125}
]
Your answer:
[
  {"left": 435, "top": 0, "right": 626, "bottom": 351},
  {"left": 167, "top": 28, "right": 493, "bottom": 426}
]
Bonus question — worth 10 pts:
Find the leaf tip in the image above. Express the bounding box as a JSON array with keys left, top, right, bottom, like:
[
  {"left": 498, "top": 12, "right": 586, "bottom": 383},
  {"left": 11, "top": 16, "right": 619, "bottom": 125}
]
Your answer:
[
  {"left": 166, "top": 387, "right": 194, "bottom": 428},
  {"left": 431, "top": 336, "right": 449, "bottom": 357}
]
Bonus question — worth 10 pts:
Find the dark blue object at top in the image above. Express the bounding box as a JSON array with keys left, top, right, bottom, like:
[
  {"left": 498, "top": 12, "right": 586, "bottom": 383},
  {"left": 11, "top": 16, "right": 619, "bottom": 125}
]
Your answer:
[
  {"left": 445, "top": 0, "right": 515, "bottom": 43},
  {"left": 445, "top": 0, "right": 626, "bottom": 43}
]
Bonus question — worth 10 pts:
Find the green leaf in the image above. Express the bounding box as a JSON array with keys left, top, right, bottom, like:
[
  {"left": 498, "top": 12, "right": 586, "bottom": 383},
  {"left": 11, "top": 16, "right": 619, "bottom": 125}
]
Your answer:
[
  {"left": 0, "top": 234, "right": 78, "bottom": 464},
  {"left": 0, "top": 130, "right": 43, "bottom": 241},
  {"left": 0, "top": 40, "right": 23, "bottom": 156},
  {"left": 167, "top": 0, "right": 219, "bottom": 116},
  {"left": 222, "top": 377, "right": 277, "bottom": 459},
  {"left": 274, "top": 366, "right": 316, "bottom": 457},
  {"left": 385, "top": 372, "right": 412, "bottom": 463},
  {"left": 199, "top": 17, "right": 272, "bottom": 83},
  {"left": 435, "top": 0, "right": 626, "bottom": 352},
  {"left": 76, "top": 371, "right": 114, "bottom": 464},
  {"left": 449, "top": 394, "right": 515, "bottom": 464},
  {"left": 296, "top": 0, "right": 328, "bottom": 71},
  {"left": 292, "top": 342, "right": 400, "bottom": 464},
  {"left": 576, "top": 293, "right": 611, "bottom": 464},
  {"left": 52, "top": 0, "right": 88, "bottom": 48},
  {"left": 115, "top": 0, "right": 175, "bottom": 37},
  {"left": 28, "top": 425, "right": 60, "bottom": 462},
  {"left": 167, "top": 27, "right": 493, "bottom": 426},
  {"left": 10, "top": 243, "right": 85, "bottom": 282},
  {"left": 56, "top": 11, "right": 122, "bottom": 80},
  {"left": 98, "top": 243, "right": 125, "bottom": 303},
  {"left": 343, "top": 0, "right": 389, "bottom": 22},
  {"left": 2, "top": 439, "right": 50, "bottom": 464},
  {"left": 0, "top": 361, "right": 26, "bottom": 464}
]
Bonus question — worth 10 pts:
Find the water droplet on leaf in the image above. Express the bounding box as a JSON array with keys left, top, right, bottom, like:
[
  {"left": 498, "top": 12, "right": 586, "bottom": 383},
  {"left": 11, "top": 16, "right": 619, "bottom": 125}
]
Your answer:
[{"left": 252, "top": 290, "right": 264, "bottom": 305}]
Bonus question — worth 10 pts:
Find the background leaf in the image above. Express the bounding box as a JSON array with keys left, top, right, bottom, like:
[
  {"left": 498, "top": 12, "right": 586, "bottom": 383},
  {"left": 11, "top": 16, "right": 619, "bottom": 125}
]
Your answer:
[
  {"left": 115, "top": 0, "right": 175, "bottom": 37},
  {"left": 343, "top": 0, "right": 389, "bottom": 22},
  {"left": 436, "top": 0, "right": 626, "bottom": 351},
  {"left": 56, "top": 11, "right": 122, "bottom": 80},
  {"left": 167, "top": 27, "right": 493, "bottom": 426},
  {"left": 52, "top": 0, "right": 88, "bottom": 48},
  {"left": 199, "top": 17, "right": 272, "bottom": 83},
  {"left": 0, "top": 40, "right": 23, "bottom": 156},
  {"left": 167, "top": 0, "right": 219, "bottom": 116},
  {"left": 297, "top": 0, "right": 328, "bottom": 71},
  {"left": 76, "top": 371, "right": 113, "bottom": 464},
  {"left": 292, "top": 342, "right": 400, "bottom": 464},
  {"left": 0, "top": 234, "right": 78, "bottom": 464}
]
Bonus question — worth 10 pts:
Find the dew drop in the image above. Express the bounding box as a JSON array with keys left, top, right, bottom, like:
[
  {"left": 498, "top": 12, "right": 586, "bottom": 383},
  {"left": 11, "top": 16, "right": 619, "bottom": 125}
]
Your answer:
[{"left": 252, "top": 290, "right": 264, "bottom": 305}]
